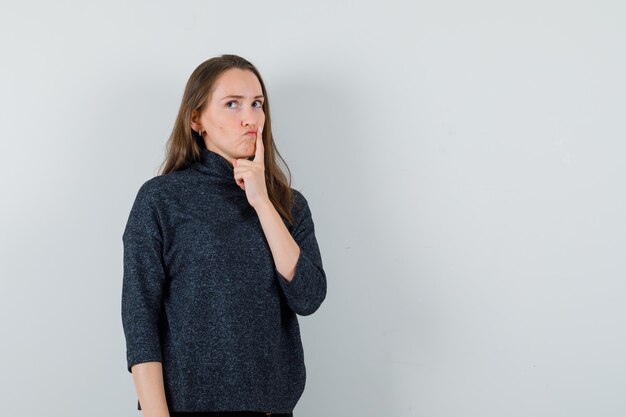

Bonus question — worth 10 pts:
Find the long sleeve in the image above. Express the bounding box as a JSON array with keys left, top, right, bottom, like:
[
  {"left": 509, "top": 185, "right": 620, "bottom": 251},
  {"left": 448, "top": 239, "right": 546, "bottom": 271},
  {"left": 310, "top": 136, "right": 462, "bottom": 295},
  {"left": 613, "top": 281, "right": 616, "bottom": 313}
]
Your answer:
[
  {"left": 276, "top": 191, "right": 327, "bottom": 316},
  {"left": 121, "top": 180, "right": 167, "bottom": 373}
]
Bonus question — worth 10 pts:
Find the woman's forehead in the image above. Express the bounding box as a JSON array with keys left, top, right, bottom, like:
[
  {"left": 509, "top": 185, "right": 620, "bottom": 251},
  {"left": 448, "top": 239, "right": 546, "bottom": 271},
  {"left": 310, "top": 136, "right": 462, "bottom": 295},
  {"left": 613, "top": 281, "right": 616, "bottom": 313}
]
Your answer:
[{"left": 212, "top": 69, "right": 262, "bottom": 98}]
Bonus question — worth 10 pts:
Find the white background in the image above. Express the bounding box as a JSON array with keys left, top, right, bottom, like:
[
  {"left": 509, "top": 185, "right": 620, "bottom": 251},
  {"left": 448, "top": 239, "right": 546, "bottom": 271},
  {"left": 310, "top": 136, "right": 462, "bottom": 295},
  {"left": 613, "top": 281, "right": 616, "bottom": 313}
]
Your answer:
[{"left": 1, "top": 1, "right": 625, "bottom": 416}]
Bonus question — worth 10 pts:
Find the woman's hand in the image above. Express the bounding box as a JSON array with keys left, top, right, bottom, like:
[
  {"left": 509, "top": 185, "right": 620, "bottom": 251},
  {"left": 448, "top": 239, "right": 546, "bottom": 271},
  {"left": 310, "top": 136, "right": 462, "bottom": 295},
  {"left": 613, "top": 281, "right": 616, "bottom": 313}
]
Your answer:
[{"left": 233, "top": 126, "right": 270, "bottom": 209}]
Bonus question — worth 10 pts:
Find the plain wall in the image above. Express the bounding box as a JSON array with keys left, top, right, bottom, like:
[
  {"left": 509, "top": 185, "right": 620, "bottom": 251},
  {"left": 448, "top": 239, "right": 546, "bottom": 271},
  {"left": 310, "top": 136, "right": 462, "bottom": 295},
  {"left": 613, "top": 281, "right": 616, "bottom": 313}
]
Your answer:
[{"left": 1, "top": 1, "right": 625, "bottom": 416}]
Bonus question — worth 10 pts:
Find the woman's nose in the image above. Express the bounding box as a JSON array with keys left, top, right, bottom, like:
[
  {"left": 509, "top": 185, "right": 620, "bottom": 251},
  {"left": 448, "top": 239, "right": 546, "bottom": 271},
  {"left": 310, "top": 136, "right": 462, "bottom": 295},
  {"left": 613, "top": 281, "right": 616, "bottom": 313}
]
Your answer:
[
  {"left": 242, "top": 120, "right": 256, "bottom": 129},
  {"left": 241, "top": 115, "right": 258, "bottom": 128},
  {"left": 241, "top": 106, "right": 261, "bottom": 128},
  {"left": 241, "top": 114, "right": 253, "bottom": 127}
]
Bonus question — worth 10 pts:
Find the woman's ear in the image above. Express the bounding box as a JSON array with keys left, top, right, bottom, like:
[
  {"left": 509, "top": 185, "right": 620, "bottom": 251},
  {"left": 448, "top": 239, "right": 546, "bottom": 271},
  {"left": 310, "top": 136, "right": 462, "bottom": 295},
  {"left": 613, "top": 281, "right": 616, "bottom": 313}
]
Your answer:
[{"left": 190, "top": 109, "right": 201, "bottom": 131}]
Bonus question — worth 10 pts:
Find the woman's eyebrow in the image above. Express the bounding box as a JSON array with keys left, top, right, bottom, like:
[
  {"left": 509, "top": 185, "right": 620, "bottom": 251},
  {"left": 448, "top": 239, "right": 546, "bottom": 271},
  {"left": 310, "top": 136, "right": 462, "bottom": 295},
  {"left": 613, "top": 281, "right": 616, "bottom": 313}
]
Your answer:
[{"left": 221, "top": 94, "right": 264, "bottom": 100}]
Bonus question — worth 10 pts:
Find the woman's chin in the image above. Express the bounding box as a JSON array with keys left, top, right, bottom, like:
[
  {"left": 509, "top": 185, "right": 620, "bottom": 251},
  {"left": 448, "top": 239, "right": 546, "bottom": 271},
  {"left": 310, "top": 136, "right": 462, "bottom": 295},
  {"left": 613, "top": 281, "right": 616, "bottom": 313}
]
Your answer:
[{"left": 244, "top": 144, "right": 256, "bottom": 158}]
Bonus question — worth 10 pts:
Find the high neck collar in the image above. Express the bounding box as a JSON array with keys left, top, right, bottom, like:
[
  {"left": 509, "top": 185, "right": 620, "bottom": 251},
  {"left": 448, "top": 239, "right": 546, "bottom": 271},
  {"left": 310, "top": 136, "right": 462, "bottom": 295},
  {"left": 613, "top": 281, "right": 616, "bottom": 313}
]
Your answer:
[{"left": 190, "top": 145, "right": 235, "bottom": 180}]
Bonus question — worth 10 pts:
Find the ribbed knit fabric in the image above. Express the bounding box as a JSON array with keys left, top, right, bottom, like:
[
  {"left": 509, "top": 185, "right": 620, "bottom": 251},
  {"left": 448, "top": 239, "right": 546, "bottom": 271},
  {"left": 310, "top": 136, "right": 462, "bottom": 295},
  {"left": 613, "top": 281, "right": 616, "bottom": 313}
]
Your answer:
[{"left": 121, "top": 144, "right": 327, "bottom": 414}]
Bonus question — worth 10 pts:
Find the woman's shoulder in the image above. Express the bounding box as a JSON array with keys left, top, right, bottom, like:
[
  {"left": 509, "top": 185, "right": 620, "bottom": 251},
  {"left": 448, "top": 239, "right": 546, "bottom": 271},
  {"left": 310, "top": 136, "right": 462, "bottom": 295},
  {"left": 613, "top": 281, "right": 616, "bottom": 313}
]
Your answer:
[
  {"left": 288, "top": 188, "right": 316, "bottom": 221},
  {"left": 132, "top": 170, "right": 189, "bottom": 205},
  {"left": 138, "top": 169, "right": 190, "bottom": 191},
  {"left": 289, "top": 187, "right": 307, "bottom": 208}
]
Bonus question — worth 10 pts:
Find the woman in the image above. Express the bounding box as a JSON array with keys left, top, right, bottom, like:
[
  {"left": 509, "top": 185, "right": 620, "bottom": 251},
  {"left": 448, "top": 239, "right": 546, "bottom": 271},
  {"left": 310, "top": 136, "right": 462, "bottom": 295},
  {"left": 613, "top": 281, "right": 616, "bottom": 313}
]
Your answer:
[{"left": 121, "top": 54, "right": 328, "bottom": 417}]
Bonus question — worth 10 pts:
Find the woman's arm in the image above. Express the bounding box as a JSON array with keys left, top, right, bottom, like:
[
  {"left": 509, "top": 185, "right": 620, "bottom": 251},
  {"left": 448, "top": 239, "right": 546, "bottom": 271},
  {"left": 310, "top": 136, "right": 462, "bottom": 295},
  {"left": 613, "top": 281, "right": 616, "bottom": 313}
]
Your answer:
[
  {"left": 131, "top": 362, "right": 170, "bottom": 417},
  {"left": 255, "top": 200, "right": 300, "bottom": 283},
  {"left": 255, "top": 190, "right": 327, "bottom": 316},
  {"left": 122, "top": 180, "right": 169, "bottom": 414}
]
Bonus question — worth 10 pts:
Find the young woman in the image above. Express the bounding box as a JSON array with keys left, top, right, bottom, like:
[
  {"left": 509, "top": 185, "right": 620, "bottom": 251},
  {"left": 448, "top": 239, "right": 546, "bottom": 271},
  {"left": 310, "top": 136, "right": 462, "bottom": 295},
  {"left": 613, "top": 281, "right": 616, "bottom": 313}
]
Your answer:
[{"left": 121, "top": 54, "right": 328, "bottom": 417}]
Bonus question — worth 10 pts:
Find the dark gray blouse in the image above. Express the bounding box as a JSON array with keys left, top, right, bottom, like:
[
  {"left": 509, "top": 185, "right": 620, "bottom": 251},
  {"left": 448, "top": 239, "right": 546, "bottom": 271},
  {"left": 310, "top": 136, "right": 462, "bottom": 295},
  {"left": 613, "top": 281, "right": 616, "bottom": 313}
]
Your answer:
[{"left": 121, "top": 145, "right": 327, "bottom": 414}]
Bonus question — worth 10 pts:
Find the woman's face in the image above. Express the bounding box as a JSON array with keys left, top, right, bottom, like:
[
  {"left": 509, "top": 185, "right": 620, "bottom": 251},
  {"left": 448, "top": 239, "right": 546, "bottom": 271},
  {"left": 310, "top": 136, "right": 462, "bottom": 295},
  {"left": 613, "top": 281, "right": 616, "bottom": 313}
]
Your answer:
[{"left": 191, "top": 68, "right": 265, "bottom": 167}]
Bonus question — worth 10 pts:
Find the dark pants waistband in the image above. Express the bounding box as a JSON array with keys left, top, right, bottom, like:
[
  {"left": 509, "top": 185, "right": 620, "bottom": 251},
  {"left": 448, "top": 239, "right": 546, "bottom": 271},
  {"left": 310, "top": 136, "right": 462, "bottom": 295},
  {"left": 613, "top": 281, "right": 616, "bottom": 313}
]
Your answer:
[{"left": 170, "top": 412, "right": 293, "bottom": 417}]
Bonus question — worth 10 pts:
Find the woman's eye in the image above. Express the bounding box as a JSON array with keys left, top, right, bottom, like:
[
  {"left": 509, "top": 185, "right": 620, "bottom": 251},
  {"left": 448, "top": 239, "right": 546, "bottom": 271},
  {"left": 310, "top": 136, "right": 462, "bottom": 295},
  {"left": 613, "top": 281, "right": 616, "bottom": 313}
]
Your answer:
[{"left": 226, "top": 100, "right": 264, "bottom": 109}]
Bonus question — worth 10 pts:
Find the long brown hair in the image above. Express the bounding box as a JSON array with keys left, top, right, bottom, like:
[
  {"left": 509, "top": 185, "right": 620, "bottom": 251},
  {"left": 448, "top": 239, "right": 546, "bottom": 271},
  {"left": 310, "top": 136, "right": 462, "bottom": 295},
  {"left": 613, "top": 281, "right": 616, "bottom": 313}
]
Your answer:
[{"left": 159, "top": 54, "right": 295, "bottom": 225}]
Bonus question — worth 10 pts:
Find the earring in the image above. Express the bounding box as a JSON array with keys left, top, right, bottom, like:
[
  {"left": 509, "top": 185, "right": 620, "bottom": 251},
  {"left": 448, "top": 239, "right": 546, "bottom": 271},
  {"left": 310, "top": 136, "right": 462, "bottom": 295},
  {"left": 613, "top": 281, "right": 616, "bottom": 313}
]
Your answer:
[{"left": 198, "top": 129, "right": 203, "bottom": 137}]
